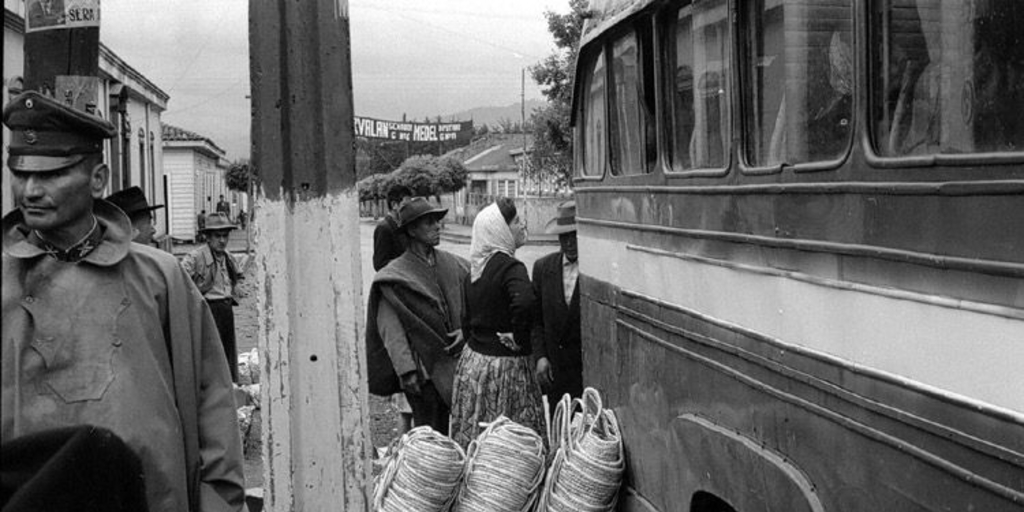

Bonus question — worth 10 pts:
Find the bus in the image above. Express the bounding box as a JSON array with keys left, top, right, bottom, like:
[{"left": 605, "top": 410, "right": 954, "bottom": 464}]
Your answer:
[{"left": 569, "top": 0, "right": 1023, "bottom": 510}]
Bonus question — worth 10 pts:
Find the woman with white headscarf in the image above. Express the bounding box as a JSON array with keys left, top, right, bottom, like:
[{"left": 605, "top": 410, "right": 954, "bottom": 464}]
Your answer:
[{"left": 449, "top": 198, "right": 544, "bottom": 447}]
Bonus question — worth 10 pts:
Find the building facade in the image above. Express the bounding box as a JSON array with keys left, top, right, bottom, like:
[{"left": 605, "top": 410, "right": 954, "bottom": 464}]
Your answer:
[{"left": 163, "top": 123, "right": 244, "bottom": 241}]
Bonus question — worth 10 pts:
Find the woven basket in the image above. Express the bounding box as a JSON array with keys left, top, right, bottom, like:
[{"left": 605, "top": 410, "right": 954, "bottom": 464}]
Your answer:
[
  {"left": 537, "top": 388, "right": 624, "bottom": 512},
  {"left": 373, "top": 426, "right": 466, "bottom": 512},
  {"left": 453, "top": 416, "right": 546, "bottom": 512}
]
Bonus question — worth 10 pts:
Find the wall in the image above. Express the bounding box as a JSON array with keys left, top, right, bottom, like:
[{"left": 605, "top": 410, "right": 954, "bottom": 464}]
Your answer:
[{"left": 164, "top": 148, "right": 197, "bottom": 240}]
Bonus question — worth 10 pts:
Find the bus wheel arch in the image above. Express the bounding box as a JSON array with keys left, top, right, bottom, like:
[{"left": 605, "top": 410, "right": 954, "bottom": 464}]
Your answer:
[{"left": 672, "top": 413, "right": 824, "bottom": 512}]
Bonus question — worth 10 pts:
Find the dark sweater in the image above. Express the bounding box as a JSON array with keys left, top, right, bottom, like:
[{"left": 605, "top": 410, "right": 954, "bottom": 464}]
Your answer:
[{"left": 464, "top": 252, "right": 536, "bottom": 357}]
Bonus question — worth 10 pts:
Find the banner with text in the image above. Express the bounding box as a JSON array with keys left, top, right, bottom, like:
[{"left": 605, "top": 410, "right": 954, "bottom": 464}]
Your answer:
[{"left": 354, "top": 116, "right": 473, "bottom": 143}]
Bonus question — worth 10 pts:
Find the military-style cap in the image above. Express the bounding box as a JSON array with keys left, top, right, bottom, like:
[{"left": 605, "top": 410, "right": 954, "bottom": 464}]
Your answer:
[{"left": 3, "top": 91, "right": 116, "bottom": 172}]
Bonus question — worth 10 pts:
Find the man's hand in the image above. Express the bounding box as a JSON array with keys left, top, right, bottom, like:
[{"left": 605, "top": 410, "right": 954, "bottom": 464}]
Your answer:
[
  {"left": 400, "top": 371, "right": 422, "bottom": 396},
  {"left": 536, "top": 357, "right": 554, "bottom": 390},
  {"left": 444, "top": 329, "right": 465, "bottom": 356}
]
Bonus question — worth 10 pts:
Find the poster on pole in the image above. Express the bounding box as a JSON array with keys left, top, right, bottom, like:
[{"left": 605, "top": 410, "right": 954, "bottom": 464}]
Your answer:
[
  {"left": 25, "top": 0, "right": 100, "bottom": 33},
  {"left": 354, "top": 116, "right": 473, "bottom": 144}
]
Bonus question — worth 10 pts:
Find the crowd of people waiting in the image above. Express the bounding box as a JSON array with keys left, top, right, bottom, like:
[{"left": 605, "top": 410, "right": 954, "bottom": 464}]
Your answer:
[{"left": 367, "top": 183, "right": 583, "bottom": 449}]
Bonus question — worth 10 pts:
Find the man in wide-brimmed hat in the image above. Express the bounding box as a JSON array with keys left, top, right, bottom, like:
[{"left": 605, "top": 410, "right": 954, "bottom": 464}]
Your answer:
[
  {"left": 106, "top": 186, "right": 164, "bottom": 245},
  {"left": 365, "top": 197, "right": 469, "bottom": 434},
  {"left": 1, "top": 91, "right": 243, "bottom": 510},
  {"left": 531, "top": 200, "right": 583, "bottom": 400},
  {"left": 181, "top": 212, "right": 242, "bottom": 383}
]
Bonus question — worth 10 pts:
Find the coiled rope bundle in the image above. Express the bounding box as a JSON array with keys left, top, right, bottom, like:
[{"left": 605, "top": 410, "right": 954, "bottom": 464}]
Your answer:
[
  {"left": 537, "top": 387, "right": 624, "bottom": 512},
  {"left": 373, "top": 426, "right": 466, "bottom": 512},
  {"left": 454, "top": 416, "right": 547, "bottom": 512}
]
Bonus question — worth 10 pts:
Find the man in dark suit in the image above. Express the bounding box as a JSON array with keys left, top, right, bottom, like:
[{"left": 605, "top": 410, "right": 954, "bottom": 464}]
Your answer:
[{"left": 531, "top": 200, "right": 582, "bottom": 401}]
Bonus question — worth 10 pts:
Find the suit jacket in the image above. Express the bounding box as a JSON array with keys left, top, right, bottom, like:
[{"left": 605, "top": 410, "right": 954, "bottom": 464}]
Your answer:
[{"left": 530, "top": 252, "right": 582, "bottom": 400}]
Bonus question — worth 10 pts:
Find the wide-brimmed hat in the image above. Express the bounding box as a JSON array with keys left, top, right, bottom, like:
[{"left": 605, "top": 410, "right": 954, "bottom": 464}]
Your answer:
[
  {"left": 201, "top": 212, "right": 236, "bottom": 232},
  {"left": 397, "top": 197, "right": 448, "bottom": 229},
  {"left": 544, "top": 200, "right": 577, "bottom": 235},
  {"left": 106, "top": 186, "right": 164, "bottom": 218}
]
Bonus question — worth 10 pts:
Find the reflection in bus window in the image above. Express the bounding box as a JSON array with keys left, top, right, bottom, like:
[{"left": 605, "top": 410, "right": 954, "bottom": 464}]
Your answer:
[
  {"left": 742, "top": 0, "right": 853, "bottom": 167},
  {"left": 609, "top": 33, "right": 654, "bottom": 175},
  {"left": 579, "top": 50, "right": 608, "bottom": 177},
  {"left": 664, "top": 0, "right": 730, "bottom": 171},
  {"left": 872, "top": 1, "right": 1024, "bottom": 156}
]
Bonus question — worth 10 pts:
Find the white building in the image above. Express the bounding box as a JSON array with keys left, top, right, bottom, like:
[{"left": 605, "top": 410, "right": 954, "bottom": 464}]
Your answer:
[
  {"left": 163, "top": 123, "right": 243, "bottom": 241},
  {"left": 3, "top": 0, "right": 169, "bottom": 236}
]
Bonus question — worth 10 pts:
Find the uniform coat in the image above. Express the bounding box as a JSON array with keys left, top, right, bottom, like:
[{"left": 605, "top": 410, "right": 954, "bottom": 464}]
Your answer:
[
  {"left": 530, "top": 252, "right": 583, "bottom": 400},
  {"left": 1, "top": 201, "right": 245, "bottom": 512}
]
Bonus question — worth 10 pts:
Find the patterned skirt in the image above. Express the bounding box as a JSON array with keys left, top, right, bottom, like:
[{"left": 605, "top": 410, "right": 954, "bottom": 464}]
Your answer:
[{"left": 449, "top": 345, "right": 546, "bottom": 448}]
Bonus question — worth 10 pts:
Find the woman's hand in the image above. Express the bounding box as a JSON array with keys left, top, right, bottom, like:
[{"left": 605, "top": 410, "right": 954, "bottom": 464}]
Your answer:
[
  {"left": 444, "top": 329, "right": 465, "bottom": 356},
  {"left": 535, "top": 357, "right": 554, "bottom": 390}
]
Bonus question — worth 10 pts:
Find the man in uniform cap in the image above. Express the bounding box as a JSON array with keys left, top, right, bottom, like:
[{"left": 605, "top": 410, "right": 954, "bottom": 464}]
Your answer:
[
  {"left": 1, "top": 91, "right": 245, "bottom": 511},
  {"left": 181, "top": 213, "right": 242, "bottom": 383},
  {"left": 531, "top": 200, "right": 583, "bottom": 401},
  {"left": 365, "top": 197, "right": 469, "bottom": 434},
  {"left": 105, "top": 186, "right": 164, "bottom": 245}
]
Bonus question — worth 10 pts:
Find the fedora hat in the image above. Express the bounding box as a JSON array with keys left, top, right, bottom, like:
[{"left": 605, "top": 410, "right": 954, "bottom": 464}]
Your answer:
[
  {"left": 201, "top": 212, "right": 236, "bottom": 232},
  {"left": 544, "top": 200, "right": 577, "bottom": 235},
  {"left": 106, "top": 186, "right": 164, "bottom": 218},
  {"left": 397, "top": 197, "right": 448, "bottom": 230}
]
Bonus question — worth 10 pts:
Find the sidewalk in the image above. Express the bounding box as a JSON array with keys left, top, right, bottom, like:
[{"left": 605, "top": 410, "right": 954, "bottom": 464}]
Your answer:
[{"left": 362, "top": 217, "right": 559, "bottom": 246}]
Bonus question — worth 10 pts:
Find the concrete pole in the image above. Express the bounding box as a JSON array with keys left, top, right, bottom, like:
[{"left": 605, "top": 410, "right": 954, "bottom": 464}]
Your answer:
[{"left": 249, "top": 1, "right": 370, "bottom": 510}]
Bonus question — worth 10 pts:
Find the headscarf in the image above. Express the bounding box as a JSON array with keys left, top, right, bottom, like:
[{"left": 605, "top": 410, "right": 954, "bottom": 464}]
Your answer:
[{"left": 469, "top": 202, "right": 516, "bottom": 282}]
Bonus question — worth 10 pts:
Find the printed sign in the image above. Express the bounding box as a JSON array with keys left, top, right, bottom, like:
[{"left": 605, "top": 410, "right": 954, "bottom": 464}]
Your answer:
[
  {"left": 25, "top": 0, "right": 100, "bottom": 33},
  {"left": 354, "top": 116, "right": 473, "bottom": 143}
]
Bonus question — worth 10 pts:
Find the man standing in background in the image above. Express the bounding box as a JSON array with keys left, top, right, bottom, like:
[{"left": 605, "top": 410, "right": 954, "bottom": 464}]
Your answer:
[
  {"left": 181, "top": 213, "right": 242, "bottom": 383},
  {"left": 105, "top": 186, "right": 163, "bottom": 245},
  {"left": 532, "top": 201, "right": 583, "bottom": 401}
]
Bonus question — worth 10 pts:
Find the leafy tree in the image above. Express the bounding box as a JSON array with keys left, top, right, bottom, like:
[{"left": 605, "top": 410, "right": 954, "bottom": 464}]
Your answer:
[
  {"left": 527, "top": 0, "right": 588, "bottom": 190},
  {"left": 226, "top": 160, "right": 258, "bottom": 192}
]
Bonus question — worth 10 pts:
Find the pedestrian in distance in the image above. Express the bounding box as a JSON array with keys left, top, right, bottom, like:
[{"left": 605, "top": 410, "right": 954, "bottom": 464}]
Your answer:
[
  {"left": 181, "top": 212, "right": 243, "bottom": 383},
  {"left": 531, "top": 200, "right": 583, "bottom": 402},
  {"left": 449, "top": 197, "right": 544, "bottom": 448},
  {"left": 365, "top": 197, "right": 469, "bottom": 435},
  {"left": 196, "top": 209, "right": 207, "bottom": 243},
  {"left": 1, "top": 90, "right": 244, "bottom": 511},
  {"left": 105, "top": 186, "right": 163, "bottom": 245},
  {"left": 216, "top": 194, "right": 231, "bottom": 219}
]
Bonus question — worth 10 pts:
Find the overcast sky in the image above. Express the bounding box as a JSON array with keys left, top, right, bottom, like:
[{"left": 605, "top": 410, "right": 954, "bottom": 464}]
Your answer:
[{"left": 100, "top": 0, "right": 560, "bottom": 160}]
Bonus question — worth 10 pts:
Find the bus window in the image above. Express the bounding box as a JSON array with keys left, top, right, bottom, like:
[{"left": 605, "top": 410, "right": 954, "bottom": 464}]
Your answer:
[
  {"left": 609, "top": 32, "right": 655, "bottom": 175},
  {"left": 663, "top": 0, "right": 730, "bottom": 171},
  {"left": 871, "top": 1, "right": 1024, "bottom": 156},
  {"left": 578, "top": 50, "right": 609, "bottom": 178},
  {"left": 742, "top": 0, "right": 853, "bottom": 167}
]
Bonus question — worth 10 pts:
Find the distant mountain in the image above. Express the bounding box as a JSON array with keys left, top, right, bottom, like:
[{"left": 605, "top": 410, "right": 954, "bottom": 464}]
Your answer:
[{"left": 446, "top": 99, "right": 547, "bottom": 129}]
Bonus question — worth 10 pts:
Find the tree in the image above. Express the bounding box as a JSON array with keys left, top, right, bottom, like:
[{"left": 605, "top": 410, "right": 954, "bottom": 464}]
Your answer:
[
  {"left": 527, "top": 0, "right": 588, "bottom": 190},
  {"left": 227, "top": 159, "right": 258, "bottom": 192}
]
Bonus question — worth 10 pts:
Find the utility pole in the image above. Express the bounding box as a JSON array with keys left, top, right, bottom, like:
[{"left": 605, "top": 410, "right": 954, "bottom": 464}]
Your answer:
[{"left": 250, "top": 1, "right": 370, "bottom": 510}]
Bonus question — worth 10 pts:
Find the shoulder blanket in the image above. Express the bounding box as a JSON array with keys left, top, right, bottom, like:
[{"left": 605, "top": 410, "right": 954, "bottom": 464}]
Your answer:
[{"left": 365, "top": 250, "right": 468, "bottom": 405}]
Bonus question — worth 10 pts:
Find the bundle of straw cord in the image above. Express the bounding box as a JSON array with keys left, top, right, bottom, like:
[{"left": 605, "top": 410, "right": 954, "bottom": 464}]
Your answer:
[
  {"left": 537, "top": 387, "right": 624, "bottom": 512},
  {"left": 453, "top": 416, "right": 547, "bottom": 512},
  {"left": 373, "top": 426, "right": 466, "bottom": 512}
]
